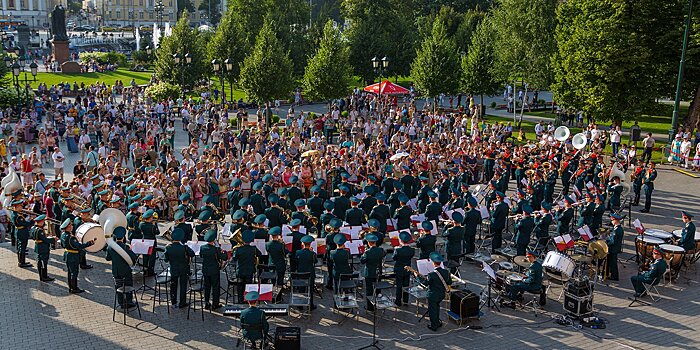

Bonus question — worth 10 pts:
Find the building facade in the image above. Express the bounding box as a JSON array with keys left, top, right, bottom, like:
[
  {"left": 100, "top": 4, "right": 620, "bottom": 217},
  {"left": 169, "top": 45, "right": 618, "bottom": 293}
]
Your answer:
[{"left": 1, "top": 0, "right": 52, "bottom": 29}]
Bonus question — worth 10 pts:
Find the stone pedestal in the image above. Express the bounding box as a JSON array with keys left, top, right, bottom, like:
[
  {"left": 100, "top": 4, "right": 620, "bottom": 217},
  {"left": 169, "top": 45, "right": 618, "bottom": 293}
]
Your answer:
[{"left": 51, "top": 40, "right": 70, "bottom": 66}]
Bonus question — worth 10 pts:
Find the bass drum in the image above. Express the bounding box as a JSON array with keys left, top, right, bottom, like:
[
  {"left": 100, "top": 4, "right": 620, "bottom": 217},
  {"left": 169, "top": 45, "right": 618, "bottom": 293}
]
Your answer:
[
  {"left": 542, "top": 251, "right": 576, "bottom": 280},
  {"left": 76, "top": 223, "right": 106, "bottom": 253}
]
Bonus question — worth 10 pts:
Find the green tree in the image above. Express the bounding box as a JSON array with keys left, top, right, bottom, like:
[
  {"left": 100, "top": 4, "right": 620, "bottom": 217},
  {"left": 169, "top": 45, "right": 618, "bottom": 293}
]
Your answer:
[
  {"left": 461, "top": 18, "right": 500, "bottom": 109},
  {"left": 207, "top": 5, "right": 248, "bottom": 83},
  {"left": 552, "top": 0, "right": 653, "bottom": 122},
  {"left": 302, "top": 20, "right": 353, "bottom": 103},
  {"left": 491, "top": 0, "right": 557, "bottom": 90},
  {"left": 198, "top": 0, "right": 222, "bottom": 25},
  {"left": 239, "top": 17, "right": 294, "bottom": 105},
  {"left": 267, "top": 0, "right": 312, "bottom": 77},
  {"left": 177, "top": 0, "right": 196, "bottom": 18},
  {"left": 411, "top": 19, "right": 460, "bottom": 106},
  {"left": 0, "top": 52, "right": 10, "bottom": 88},
  {"left": 154, "top": 10, "right": 208, "bottom": 91}
]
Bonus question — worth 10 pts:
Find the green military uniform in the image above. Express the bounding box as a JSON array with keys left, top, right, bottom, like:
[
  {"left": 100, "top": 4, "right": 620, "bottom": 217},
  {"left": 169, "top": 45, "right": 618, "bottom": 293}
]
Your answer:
[
  {"left": 606, "top": 219, "right": 624, "bottom": 281},
  {"left": 368, "top": 197, "right": 390, "bottom": 233},
  {"left": 555, "top": 207, "right": 574, "bottom": 236},
  {"left": 394, "top": 203, "right": 413, "bottom": 231},
  {"left": 164, "top": 229, "right": 196, "bottom": 307},
  {"left": 463, "top": 199, "right": 481, "bottom": 254},
  {"left": 577, "top": 199, "right": 594, "bottom": 228},
  {"left": 345, "top": 204, "right": 365, "bottom": 226},
  {"left": 330, "top": 243, "right": 352, "bottom": 292},
  {"left": 416, "top": 253, "right": 452, "bottom": 331},
  {"left": 631, "top": 257, "right": 668, "bottom": 295},
  {"left": 416, "top": 232, "right": 437, "bottom": 260},
  {"left": 490, "top": 197, "right": 509, "bottom": 253},
  {"left": 32, "top": 219, "right": 55, "bottom": 281},
  {"left": 200, "top": 230, "right": 228, "bottom": 309},
  {"left": 126, "top": 207, "right": 141, "bottom": 240},
  {"left": 514, "top": 216, "right": 535, "bottom": 257},
  {"left": 106, "top": 227, "right": 138, "bottom": 307},
  {"left": 508, "top": 258, "right": 543, "bottom": 300},
  {"left": 443, "top": 213, "right": 465, "bottom": 262},
  {"left": 679, "top": 219, "right": 696, "bottom": 251},
  {"left": 240, "top": 293, "right": 269, "bottom": 343},
  {"left": 642, "top": 168, "right": 657, "bottom": 212},
  {"left": 534, "top": 211, "right": 553, "bottom": 249},
  {"left": 392, "top": 232, "right": 415, "bottom": 306},
  {"left": 295, "top": 236, "right": 318, "bottom": 309},
  {"left": 60, "top": 219, "right": 94, "bottom": 293},
  {"left": 233, "top": 230, "right": 261, "bottom": 304},
  {"left": 138, "top": 212, "right": 159, "bottom": 275},
  {"left": 265, "top": 227, "right": 288, "bottom": 286},
  {"left": 12, "top": 209, "right": 32, "bottom": 267},
  {"left": 360, "top": 236, "right": 386, "bottom": 311}
]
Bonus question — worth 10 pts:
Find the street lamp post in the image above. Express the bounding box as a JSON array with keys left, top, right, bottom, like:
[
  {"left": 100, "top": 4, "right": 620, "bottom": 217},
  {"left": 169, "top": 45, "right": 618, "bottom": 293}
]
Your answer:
[
  {"left": 173, "top": 52, "right": 191, "bottom": 100},
  {"left": 212, "top": 58, "right": 233, "bottom": 110},
  {"left": 155, "top": 0, "right": 164, "bottom": 34},
  {"left": 670, "top": 0, "right": 694, "bottom": 143},
  {"left": 371, "top": 56, "right": 389, "bottom": 114},
  {"left": 8, "top": 54, "right": 38, "bottom": 109}
]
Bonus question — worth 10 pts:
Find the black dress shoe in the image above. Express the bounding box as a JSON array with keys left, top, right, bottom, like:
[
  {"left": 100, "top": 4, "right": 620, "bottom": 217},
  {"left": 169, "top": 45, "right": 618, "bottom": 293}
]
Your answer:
[
  {"left": 438, "top": 321, "right": 444, "bottom": 328},
  {"left": 211, "top": 304, "right": 222, "bottom": 310},
  {"left": 427, "top": 325, "right": 438, "bottom": 332},
  {"left": 41, "top": 277, "right": 55, "bottom": 282},
  {"left": 19, "top": 263, "right": 33, "bottom": 268},
  {"left": 640, "top": 209, "right": 649, "bottom": 213},
  {"left": 204, "top": 303, "right": 212, "bottom": 310},
  {"left": 178, "top": 303, "right": 189, "bottom": 308},
  {"left": 325, "top": 285, "right": 334, "bottom": 290},
  {"left": 70, "top": 288, "right": 85, "bottom": 294},
  {"left": 80, "top": 264, "right": 93, "bottom": 270}
]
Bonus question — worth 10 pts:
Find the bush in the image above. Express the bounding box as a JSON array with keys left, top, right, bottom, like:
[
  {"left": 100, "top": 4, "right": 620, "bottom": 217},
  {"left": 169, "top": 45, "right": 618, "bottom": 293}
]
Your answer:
[
  {"left": 490, "top": 101, "right": 497, "bottom": 108},
  {"left": 79, "top": 51, "right": 128, "bottom": 66},
  {"left": 131, "top": 50, "right": 150, "bottom": 65},
  {"left": 145, "top": 82, "right": 181, "bottom": 102},
  {"left": 0, "top": 88, "right": 35, "bottom": 108},
  {"left": 341, "top": 111, "right": 349, "bottom": 118},
  {"left": 272, "top": 115, "right": 280, "bottom": 124}
]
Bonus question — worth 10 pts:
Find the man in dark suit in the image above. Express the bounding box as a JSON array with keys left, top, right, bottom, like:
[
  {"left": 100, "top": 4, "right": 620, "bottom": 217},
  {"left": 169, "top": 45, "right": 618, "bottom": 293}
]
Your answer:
[
  {"left": 410, "top": 253, "right": 452, "bottom": 331},
  {"left": 360, "top": 234, "right": 385, "bottom": 311},
  {"left": 164, "top": 228, "right": 196, "bottom": 308},
  {"left": 200, "top": 229, "right": 228, "bottom": 310}
]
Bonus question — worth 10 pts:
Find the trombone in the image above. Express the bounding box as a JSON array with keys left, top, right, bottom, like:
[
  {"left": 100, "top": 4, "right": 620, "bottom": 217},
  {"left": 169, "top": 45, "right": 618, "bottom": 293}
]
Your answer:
[{"left": 8, "top": 208, "right": 63, "bottom": 224}]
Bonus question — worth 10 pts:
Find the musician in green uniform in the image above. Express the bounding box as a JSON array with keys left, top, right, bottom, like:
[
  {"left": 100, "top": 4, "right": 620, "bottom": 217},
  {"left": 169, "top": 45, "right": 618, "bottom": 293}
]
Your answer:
[
  {"left": 424, "top": 191, "right": 441, "bottom": 222},
  {"left": 74, "top": 207, "right": 94, "bottom": 269},
  {"left": 534, "top": 203, "right": 553, "bottom": 250},
  {"left": 32, "top": 215, "right": 55, "bottom": 282},
  {"left": 606, "top": 177, "right": 624, "bottom": 211},
  {"left": 95, "top": 189, "right": 110, "bottom": 214},
  {"left": 555, "top": 196, "right": 575, "bottom": 236},
  {"left": 252, "top": 214, "right": 269, "bottom": 240},
  {"left": 139, "top": 209, "right": 159, "bottom": 276},
  {"left": 265, "top": 227, "right": 288, "bottom": 286},
  {"left": 195, "top": 211, "right": 212, "bottom": 241},
  {"left": 577, "top": 193, "right": 595, "bottom": 228},
  {"left": 126, "top": 202, "right": 142, "bottom": 240},
  {"left": 319, "top": 200, "right": 336, "bottom": 237},
  {"left": 307, "top": 185, "right": 324, "bottom": 218},
  {"left": 228, "top": 179, "right": 243, "bottom": 216},
  {"left": 296, "top": 235, "right": 318, "bottom": 310},
  {"left": 369, "top": 193, "right": 389, "bottom": 233},
  {"left": 287, "top": 219, "right": 305, "bottom": 272},
  {"left": 106, "top": 227, "right": 138, "bottom": 309},
  {"left": 291, "top": 199, "right": 312, "bottom": 231},
  {"left": 250, "top": 182, "right": 266, "bottom": 215},
  {"left": 164, "top": 228, "right": 196, "bottom": 308},
  {"left": 394, "top": 194, "right": 413, "bottom": 231},
  {"left": 60, "top": 218, "right": 95, "bottom": 293},
  {"left": 333, "top": 185, "right": 351, "bottom": 219},
  {"left": 240, "top": 291, "right": 269, "bottom": 346},
  {"left": 393, "top": 232, "right": 415, "bottom": 306},
  {"left": 630, "top": 248, "right": 668, "bottom": 297},
  {"left": 330, "top": 233, "right": 352, "bottom": 293},
  {"left": 410, "top": 253, "right": 452, "bottom": 331},
  {"left": 360, "top": 234, "right": 386, "bottom": 311},
  {"left": 177, "top": 193, "right": 197, "bottom": 220},
  {"left": 490, "top": 191, "right": 509, "bottom": 253},
  {"left": 591, "top": 195, "right": 606, "bottom": 235},
  {"left": 316, "top": 179, "right": 330, "bottom": 200},
  {"left": 345, "top": 197, "right": 366, "bottom": 226},
  {"left": 264, "top": 194, "right": 287, "bottom": 228},
  {"left": 173, "top": 210, "right": 193, "bottom": 242},
  {"left": 359, "top": 186, "right": 377, "bottom": 218},
  {"left": 12, "top": 200, "right": 33, "bottom": 267},
  {"left": 514, "top": 205, "right": 535, "bottom": 256},
  {"left": 506, "top": 250, "right": 542, "bottom": 305},
  {"left": 679, "top": 211, "right": 696, "bottom": 252},
  {"left": 606, "top": 213, "right": 624, "bottom": 281},
  {"left": 640, "top": 161, "right": 657, "bottom": 213},
  {"left": 416, "top": 221, "right": 436, "bottom": 259},
  {"left": 443, "top": 211, "right": 464, "bottom": 272},
  {"left": 463, "top": 197, "right": 481, "bottom": 254},
  {"left": 322, "top": 218, "right": 341, "bottom": 289},
  {"left": 233, "top": 230, "right": 261, "bottom": 304},
  {"left": 416, "top": 176, "right": 431, "bottom": 213},
  {"left": 200, "top": 229, "right": 228, "bottom": 310}
]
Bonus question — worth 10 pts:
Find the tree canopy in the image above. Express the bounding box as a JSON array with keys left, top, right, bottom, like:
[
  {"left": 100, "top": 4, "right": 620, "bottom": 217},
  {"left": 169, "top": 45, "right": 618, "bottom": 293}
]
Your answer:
[{"left": 302, "top": 21, "right": 353, "bottom": 102}]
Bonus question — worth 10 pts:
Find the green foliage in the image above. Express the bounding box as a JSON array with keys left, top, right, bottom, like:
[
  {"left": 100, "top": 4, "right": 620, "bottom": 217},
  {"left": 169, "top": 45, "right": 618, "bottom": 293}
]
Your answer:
[
  {"left": 144, "top": 82, "right": 181, "bottom": 102},
  {"left": 154, "top": 10, "right": 208, "bottom": 91},
  {"left": 267, "top": 0, "right": 312, "bottom": 77},
  {"left": 207, "top": 5, "right": 247, "bottom": 83},
  {"left": 131, "top": 50, "right": 151, "bottom": 66},
  {"left": 491, "top": 0, "right": 557, "bottom": 90},
  {"left": 78, "top": 52, "right": 128, "bottom": 67},
  {"left": 0, "top": 52, "right": 8, "bottom": 88},
  {"left": 239, "top": 17, "right": 294, "bottom": 104},
  {"left": 410, "top": 19, "right": 460, "bottom": 99},
  {"left": 0, "top": 87, "right": 35, "bottom": 108},
  {"left": 461, "top": 18, "right": 500, "bottom": 99},
  {"left": 342, "top": 0, "right": 418, "bottom": 82},
  {"left": 177, "top": 0, "right": 195, "bottom": 18},
  {"left": 302, "top": 21, "right": 353, "bottom": 102},
  {"left": 552, "top": 0, "right": 654, "bottom": 122}
]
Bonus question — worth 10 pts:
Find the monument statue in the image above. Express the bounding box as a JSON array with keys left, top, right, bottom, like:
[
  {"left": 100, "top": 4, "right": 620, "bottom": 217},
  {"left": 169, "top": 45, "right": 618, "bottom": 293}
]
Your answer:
[{"left": 50, "top": 5, "right": 69, "bottom": 42}]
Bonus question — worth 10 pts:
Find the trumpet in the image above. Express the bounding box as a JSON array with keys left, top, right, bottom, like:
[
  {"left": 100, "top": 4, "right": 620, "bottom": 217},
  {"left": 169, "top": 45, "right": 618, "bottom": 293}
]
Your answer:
[{"left": 8, "top": 208, "right": 63, "bottom": 224}]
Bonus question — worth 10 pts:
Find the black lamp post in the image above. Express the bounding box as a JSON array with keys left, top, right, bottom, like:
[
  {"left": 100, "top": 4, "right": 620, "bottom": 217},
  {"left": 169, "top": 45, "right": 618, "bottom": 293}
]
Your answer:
[
  {"left": 212, "top": 58, "right": 233, "bottom": 110},
  {"left": 371, "top": 56, "right": 389, "bottom": 111},
  {"left": 174, "top": 52, "right": 191, "bottom": 100},
  {"left": 155, "top": 0, "right": 164, "bottom": 33},
  {"left": 9, "top": 55, "right": 38, "bottom": 109}
]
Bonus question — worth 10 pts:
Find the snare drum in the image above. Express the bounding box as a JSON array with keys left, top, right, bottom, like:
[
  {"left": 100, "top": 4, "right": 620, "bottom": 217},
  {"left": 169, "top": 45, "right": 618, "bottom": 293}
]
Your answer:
[
  {"left": 506, "top": 274, "right": 524, "bottom": 286},
  {"left": 635, "top": 236, "right": 664, "bottom": 260},
  {"left": 659, "top": 244, "right": 686, "bottom": 270},
  {"left": 672, "top": 229, "right": 683, "bottom": 240},
  {"left": 499, "top": 261, "right": 514, "bottom": 271},
  {"left": 542, "top": 251, "right": 576, "bottom": 279},
  {"left": 644, "top": 229, "right": 674, "bottom": 243},
  {"left": 76, "top": 223, "right": 106, "bottom": 253}
]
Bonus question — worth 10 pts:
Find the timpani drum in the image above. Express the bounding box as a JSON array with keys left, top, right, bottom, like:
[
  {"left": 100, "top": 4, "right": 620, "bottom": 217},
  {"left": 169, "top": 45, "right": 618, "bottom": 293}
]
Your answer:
[
  {"left": 635, "top": 236, "right": 664, "bottom": 261},
  {"left": 76, "top": 223, "right": 106, "bottom": 253},
  {"left": 542, "top": 251, "right": 576, "bottom": 280},
  {"left": 659, "top": 244, "right": 686, "bottom": 271},
  {"left": 644, "top": 229, "right": 674, "bottom": 243}
]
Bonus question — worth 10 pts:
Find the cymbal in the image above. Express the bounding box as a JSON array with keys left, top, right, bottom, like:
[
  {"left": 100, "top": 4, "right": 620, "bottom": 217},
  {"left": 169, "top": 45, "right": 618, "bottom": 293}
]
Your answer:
[
  {"left": 513, "top": 256, "right": 531, "bottom": 268},
  {"left": 570, "top": 254, "right": 592, "bottom": 264},
  {"left": 491, "top": 254, "right": 510, "bottom": 263}
]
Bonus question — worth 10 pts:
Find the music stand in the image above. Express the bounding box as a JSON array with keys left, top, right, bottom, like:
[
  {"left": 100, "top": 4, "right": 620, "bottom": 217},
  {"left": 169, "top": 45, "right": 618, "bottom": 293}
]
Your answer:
[{"left": 479, "top": 262, "right": 501, "bottom": 311}]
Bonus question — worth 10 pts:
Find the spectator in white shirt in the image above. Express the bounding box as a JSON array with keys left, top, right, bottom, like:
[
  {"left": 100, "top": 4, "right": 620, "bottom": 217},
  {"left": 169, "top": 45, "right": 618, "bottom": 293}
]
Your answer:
[
  {"left": 641, "top": 132, "right": 655, "bottom": 163},
  {"left": 610, "top": 125, "right": 622, "bottom": 155},
  {"left": 52, "top": 147, "right": 65, "bottom": 180},
  {"left": 98, "top": 142, "right": 109, "bottom": 159}
]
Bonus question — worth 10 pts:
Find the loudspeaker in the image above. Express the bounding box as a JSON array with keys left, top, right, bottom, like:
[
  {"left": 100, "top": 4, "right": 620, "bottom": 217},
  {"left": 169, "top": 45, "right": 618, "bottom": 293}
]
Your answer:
[
  {"left": 274, "top": 327, "right": 301, "bottom": 350},
  {"left": 564, "top": 293, "right": 592, "bottom": 317},
  {"left": 450, "top": 290, "right": 480, "bottom": 318}
]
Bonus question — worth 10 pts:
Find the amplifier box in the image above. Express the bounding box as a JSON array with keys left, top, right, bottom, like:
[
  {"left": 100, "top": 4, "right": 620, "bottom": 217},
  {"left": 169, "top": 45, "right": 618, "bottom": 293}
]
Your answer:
[
  {"left": 564, "top": 293, "right": 592, "bottom": 317},
  {"left": 274, "top": 327, "right": 300, "bottom": 350},
  {"left": 450, "top": 290, "right": 480, "bottom": 319}
]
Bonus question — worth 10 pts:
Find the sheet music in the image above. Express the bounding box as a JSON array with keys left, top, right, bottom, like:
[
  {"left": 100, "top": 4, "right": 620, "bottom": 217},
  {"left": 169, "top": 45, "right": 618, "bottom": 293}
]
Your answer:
[
  {"left": 445, "top": 208, "right": 465, "bottom": 220},
  {"left": 346, "top": 240, "right": 364, "bottom": 255},
  {"left": 408, "top": 198, "right": 418, "bottom": 211},
  {"left": 410, "top": 214, "right": 426, "bottom": 222},
  {"left": 158, "top": 222, "right": 175, "bottom": 236},
  {"left": 311, "top": 238, "right": 326, "bottom": 254},
  {"left": 340, "top": 226, "right": 362, "bottom": 240},
  {"left": 131, "top": 239, "right": 155, "bottom": 255},
  {"left": 482, "top": 261, "right": 496, "bottom": 280},
  {"left": 222, "top": 223, "right": 232, "bottom": 237},
  {"left": 251, "top": 239, "right": 267, "bottom": 255},
  {"left": 417, "top": 258, "right": 444, "bottom": 275},
  {"left": 478, "top": 206, "right": 489, "bottom": 219},
  {"left": 186, "top": 241, "right": 208, "bottom": 255}
]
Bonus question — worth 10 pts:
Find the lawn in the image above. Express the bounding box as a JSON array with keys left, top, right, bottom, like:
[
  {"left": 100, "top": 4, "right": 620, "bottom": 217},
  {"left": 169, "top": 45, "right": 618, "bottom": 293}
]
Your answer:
[{"left": 5, "top": 68, "right": 154, "bottom": 89}]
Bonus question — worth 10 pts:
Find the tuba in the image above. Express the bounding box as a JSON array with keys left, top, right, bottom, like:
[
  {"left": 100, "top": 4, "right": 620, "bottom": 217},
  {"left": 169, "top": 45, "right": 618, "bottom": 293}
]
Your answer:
[
  {"left": 572, "top": 133, "right": 587, "bottom": 150},
  {"left": 554, "top": 126, "right": 570, "bottom": 142},
  {"left": 100, "top": 208, "right": 133, "bottom": 266}
]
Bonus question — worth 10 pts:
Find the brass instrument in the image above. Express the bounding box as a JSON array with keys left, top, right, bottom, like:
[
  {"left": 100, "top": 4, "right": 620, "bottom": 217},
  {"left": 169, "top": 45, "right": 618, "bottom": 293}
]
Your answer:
[
  {"left": 228, "top": 228, "right": 259, "bottom": 266},
  {"left": 542, "top": 162, "right": 551, "bottom": 171},
  {"left": 304, "top": 211, "right": 319, "bottom": 226},
  {"left": 8, "top": 208, "right": 63, "bottom": 224}
]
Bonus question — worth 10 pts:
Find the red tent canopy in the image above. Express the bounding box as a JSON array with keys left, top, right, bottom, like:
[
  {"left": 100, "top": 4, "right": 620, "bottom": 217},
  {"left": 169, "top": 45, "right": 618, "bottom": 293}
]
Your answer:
[{"left": 363, "top": 80, "right": 410, "bottom": 95}]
